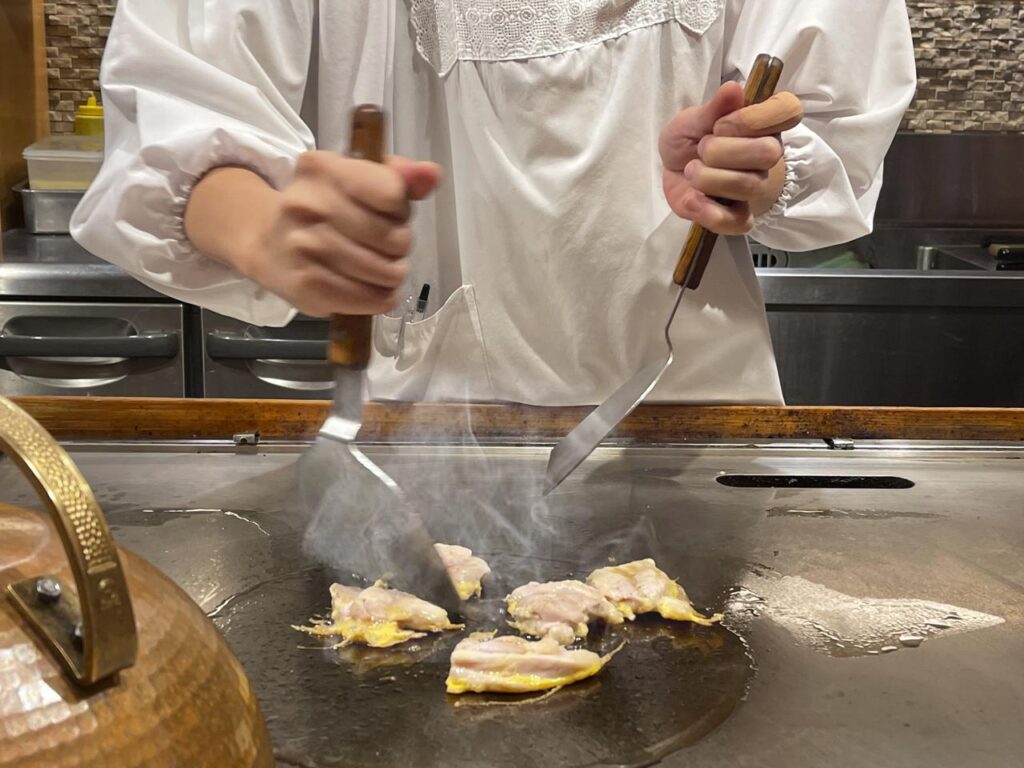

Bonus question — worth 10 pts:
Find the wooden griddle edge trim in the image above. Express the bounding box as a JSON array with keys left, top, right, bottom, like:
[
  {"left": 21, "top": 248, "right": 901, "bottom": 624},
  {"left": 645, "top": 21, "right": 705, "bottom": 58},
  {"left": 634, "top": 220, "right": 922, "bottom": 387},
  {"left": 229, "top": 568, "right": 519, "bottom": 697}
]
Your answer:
[{"left": 9, "top": 397, "right": 1024, "bottom": 443}]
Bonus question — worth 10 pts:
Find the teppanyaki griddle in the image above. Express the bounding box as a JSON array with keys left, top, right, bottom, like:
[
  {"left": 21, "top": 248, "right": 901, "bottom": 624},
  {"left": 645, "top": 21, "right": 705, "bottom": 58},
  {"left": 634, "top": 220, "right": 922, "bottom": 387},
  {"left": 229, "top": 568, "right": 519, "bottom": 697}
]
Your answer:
[{"left": 3, "top": 418, "right": 1022, "bottom": 768}]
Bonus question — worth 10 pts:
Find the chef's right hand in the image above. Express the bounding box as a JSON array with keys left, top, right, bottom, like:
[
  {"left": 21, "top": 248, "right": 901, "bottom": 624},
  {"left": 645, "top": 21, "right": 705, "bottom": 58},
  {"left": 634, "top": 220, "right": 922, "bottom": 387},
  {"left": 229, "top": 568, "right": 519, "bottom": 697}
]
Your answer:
[
  {"left": 185, "top": 154, "right": 441, "bottom": 317},
  {"left": 253, "top": 153, "right": 442, "bottom": 316}
]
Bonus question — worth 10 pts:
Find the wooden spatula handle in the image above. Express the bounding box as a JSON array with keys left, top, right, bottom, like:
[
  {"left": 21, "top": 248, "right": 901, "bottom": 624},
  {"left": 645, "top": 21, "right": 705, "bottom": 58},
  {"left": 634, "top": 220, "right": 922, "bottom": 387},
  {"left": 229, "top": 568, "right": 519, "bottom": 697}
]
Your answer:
[
  {"left": 672, "top": 54, "right": 785, "bottom": 289},
  {"left": 328, "top": 105, "right": 386, "bottom": 368}
]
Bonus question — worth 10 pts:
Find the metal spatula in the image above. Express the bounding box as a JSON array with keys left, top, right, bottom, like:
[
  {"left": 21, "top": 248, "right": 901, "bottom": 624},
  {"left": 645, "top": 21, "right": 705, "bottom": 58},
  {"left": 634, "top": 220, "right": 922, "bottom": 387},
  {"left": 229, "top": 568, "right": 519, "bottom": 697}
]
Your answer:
[
  {"left": 298, "top": 105, "right": 461, "bottom": 615},
  {"left": 544, "top": 54, "right": 785, "bottom": 496}
]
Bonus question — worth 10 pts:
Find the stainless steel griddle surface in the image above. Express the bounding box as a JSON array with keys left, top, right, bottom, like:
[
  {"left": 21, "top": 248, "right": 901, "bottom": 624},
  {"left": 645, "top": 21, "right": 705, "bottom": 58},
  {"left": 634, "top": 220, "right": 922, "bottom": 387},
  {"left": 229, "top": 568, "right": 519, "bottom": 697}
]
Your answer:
[{"left": 2, "top": 442, "right": 1022, "bottom": 767}]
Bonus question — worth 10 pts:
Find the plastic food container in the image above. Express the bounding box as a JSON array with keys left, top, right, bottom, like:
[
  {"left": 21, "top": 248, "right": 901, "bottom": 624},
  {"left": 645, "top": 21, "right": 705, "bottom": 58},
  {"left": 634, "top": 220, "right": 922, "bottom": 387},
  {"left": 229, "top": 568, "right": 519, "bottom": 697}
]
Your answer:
[{"left": 22, "top": 135, "right": 104, "bottom": 190}]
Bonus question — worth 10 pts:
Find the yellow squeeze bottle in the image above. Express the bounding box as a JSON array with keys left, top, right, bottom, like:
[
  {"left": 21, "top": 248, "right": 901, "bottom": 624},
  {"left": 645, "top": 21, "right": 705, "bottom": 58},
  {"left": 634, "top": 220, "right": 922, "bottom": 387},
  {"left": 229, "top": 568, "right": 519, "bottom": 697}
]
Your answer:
[{"left": 75, "top": 95, "right": 104, "bottom": 136}]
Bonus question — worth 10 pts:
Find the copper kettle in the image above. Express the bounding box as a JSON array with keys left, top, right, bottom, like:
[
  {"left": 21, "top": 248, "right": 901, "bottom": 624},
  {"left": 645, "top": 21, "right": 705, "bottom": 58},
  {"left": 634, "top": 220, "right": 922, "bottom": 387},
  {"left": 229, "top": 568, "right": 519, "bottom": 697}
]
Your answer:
[{"left": 0, "top": 397, "right": 273, "bottom": 767}]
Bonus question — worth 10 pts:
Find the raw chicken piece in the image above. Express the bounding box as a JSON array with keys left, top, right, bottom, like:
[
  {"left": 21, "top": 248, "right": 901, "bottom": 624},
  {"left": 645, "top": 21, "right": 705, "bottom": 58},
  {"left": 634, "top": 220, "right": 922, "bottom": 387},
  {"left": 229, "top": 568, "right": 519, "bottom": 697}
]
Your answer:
[
  {"left": 446, "top": 633, "right": 617, "bottom": 694},
  {"left": 505, "top": 580, "right": 624, "bottom": 645},
  {"left": 293, "top": 581, "right": 463, "bottom": 648},
  {"left": 434, "top": 543, "right": 491, "bottom": 600},
  {"left": 587, "top": 559, "right": 722, "bottom": 626}
]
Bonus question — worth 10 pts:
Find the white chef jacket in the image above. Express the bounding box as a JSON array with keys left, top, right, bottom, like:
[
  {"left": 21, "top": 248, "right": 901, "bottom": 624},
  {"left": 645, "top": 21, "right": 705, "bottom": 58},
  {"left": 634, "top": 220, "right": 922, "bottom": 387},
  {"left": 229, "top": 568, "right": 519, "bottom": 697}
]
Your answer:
[{"left": 71, "top": 0, "right": 916, "bottom": 406}]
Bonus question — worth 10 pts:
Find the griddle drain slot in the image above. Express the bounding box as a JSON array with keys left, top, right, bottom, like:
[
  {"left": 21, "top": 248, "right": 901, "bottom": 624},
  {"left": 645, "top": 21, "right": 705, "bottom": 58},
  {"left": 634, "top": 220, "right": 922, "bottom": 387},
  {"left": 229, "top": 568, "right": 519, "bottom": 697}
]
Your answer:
[{"left": 716, "top": 475, "right": 914, "bottom": 489}]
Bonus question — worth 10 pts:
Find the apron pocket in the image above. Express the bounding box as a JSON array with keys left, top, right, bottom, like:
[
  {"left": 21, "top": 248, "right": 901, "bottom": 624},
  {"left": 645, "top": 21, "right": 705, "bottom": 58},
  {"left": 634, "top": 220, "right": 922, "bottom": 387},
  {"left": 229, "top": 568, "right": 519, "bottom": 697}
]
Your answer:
[{"left": 369, "top": 284, "right": 494, "bottom": 401}]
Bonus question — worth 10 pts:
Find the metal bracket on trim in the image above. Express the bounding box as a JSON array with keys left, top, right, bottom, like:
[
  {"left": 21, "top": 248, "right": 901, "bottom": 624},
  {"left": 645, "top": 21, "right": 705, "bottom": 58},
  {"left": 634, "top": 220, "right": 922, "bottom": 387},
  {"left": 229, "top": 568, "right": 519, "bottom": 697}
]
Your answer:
[
  {"left": 233, "top": 432, "right": 261, "bottom": 448},
  {"left": 825, "top": 438, "right": 855, "bottom": 450}
]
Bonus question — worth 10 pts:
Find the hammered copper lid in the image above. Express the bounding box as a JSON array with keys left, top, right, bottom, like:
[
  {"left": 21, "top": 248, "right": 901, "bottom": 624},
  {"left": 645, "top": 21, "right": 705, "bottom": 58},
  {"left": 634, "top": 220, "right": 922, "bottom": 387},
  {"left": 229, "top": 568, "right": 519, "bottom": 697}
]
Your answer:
[{"left": 0, "top": 397, "right": 273, "bottom": 767}]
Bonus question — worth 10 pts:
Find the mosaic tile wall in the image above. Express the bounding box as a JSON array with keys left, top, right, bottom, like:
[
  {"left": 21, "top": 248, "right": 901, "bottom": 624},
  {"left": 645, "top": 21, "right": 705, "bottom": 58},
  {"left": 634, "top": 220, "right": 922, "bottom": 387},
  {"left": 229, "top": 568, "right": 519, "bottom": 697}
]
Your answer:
[
  {"left": 44, "top": 1, "right": 114, "bottom": 134},
  {"left": 905, "top": 1, "right": 1024, "bottom": 131},
  {"left": 44, "top": 1, "right": 1024, "bottom": 134}
]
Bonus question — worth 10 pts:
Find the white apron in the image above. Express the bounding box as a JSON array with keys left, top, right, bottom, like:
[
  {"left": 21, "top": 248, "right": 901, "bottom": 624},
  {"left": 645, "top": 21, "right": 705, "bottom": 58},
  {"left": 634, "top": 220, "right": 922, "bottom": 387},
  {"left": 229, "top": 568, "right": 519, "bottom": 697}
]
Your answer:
[{"left": 355, "top": 0, "right": 782, "bottom": 405}]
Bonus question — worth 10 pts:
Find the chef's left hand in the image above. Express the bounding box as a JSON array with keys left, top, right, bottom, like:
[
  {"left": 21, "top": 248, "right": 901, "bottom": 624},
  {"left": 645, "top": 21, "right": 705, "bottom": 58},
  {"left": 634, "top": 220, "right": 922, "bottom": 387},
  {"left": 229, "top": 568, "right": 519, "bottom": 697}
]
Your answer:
[{"left": 660, "top": 82, "right": 804, "bottom": 235}]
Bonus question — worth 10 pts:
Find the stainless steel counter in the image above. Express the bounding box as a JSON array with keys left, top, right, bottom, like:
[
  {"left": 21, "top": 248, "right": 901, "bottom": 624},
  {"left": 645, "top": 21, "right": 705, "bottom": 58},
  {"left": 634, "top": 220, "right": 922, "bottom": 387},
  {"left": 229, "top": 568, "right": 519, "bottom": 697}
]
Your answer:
[
  {"left": 3, "top": 231, "right": 1023, "bottom": 405},
  {"left": 5, "top": 231, "right": 1023, "bottom": 304},
  {"left": 0, "top": 230, "right": 162, "bottom": 299},
  {"left": 758, "top": 267, "right": 1024, "bottom": 306},
  {"left": 2, "top": 440, "right": 1021, "bottom": 767}
]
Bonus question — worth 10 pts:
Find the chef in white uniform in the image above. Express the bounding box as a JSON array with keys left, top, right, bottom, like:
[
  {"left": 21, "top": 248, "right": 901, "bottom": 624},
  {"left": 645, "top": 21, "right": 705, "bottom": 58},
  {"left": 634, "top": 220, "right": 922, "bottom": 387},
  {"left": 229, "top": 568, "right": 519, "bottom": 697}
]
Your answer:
[{"left": 71, "top": 0, "right": 916, "bottom": 406}]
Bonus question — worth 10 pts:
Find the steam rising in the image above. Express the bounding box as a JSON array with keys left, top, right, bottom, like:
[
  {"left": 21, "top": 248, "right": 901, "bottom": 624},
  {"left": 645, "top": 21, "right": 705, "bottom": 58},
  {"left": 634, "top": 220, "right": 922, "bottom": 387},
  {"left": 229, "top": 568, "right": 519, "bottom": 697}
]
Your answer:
[{"left": 299, "top": 399, "right": 668, "bottom": 595}]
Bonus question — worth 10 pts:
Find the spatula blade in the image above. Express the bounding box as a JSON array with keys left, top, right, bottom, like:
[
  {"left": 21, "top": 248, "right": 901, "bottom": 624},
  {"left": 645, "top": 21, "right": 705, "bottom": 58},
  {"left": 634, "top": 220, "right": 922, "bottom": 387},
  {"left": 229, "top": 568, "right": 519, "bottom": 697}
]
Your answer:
[
  {"left": 299, "top": 368, "right": 461, "bottom": 616},
  {"left": 299, "top": 438, "right": 461, "bottom": 616},
  {"left": 543, "top": 353, "right": 673, "bottom": 495}
]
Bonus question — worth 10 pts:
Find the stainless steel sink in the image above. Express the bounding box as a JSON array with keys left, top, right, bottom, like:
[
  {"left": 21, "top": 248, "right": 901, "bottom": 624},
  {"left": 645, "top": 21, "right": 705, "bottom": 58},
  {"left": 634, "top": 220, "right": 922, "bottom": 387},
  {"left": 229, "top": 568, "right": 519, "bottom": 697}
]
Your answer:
[
  {"left": 916, "top": 245, "right": 985, "bottom": 270},
  {"left": 917, "top": 245, "right": 1023, "bottom": 272}
]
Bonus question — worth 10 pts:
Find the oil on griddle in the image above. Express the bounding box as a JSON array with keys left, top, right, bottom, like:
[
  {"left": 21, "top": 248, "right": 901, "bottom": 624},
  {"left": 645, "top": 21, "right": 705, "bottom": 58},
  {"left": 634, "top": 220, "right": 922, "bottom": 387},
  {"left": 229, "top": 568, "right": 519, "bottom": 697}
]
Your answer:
[
  {"left": 105, "top": 447, "right": 754, "bottom": 768},
  {"left": 215, "top": 570, "right": 751, "bottom": 768}
]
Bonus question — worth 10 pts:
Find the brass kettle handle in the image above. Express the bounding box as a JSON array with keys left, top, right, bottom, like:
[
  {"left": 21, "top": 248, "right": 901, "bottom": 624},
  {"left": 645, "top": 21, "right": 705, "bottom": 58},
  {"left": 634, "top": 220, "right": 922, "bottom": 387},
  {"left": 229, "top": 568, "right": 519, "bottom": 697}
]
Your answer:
[{"left": 0, "top": 397, "right": 136, "bottom": 685}]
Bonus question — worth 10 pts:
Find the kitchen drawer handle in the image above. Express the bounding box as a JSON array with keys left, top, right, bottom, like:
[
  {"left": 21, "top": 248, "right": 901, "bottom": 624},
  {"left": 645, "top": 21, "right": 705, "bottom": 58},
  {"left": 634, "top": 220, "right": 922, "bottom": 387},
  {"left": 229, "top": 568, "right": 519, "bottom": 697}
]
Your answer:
[
  {"left": 0, "top": 332, "right": 178, "bottom": 358},
  {"left": 206, "top": 332, "right": 326, "bottom": 361}
]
